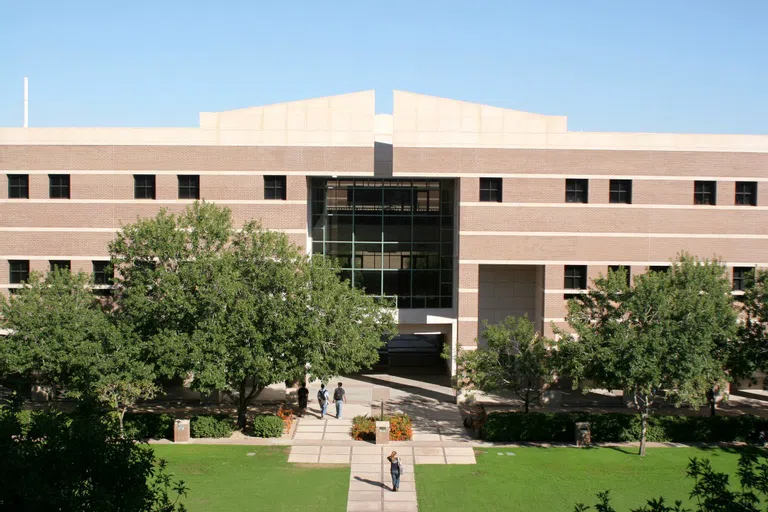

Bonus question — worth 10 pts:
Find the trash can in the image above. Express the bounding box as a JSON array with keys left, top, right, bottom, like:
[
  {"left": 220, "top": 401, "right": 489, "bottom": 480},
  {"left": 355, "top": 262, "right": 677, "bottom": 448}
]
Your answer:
[
  {"left": 174, "top": 419, "right": 190, "bottom": 443},
  {"left": 375, "top": 421, "right": 390, "bottom": 445},
  {"left": 575, "top": 422, "right": 591, "bottom": 447}
]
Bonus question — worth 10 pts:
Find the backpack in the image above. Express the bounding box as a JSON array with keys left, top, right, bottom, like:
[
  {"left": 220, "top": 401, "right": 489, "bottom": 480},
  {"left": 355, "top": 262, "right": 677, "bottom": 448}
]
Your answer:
[
  {"left": 317, "top": 389, "right": 327, "bottom": 404},
  {"left": 333, "top": 388, "right": 344, "bottom": 401}
]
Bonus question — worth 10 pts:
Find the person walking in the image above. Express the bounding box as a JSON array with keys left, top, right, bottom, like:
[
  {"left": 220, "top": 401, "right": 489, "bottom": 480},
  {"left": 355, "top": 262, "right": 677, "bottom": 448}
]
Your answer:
[
  {"left": 387, "top": 451, "right": 403, "bottom": 492},
  {"left": 333, "top": 382, "right": 347, "bottom": 420},
  {"left": 317, "top": 384, "right": 330, "bottom": 419},
  {"left": 297, "top": 383, "right": 309, "bottom": 418}
]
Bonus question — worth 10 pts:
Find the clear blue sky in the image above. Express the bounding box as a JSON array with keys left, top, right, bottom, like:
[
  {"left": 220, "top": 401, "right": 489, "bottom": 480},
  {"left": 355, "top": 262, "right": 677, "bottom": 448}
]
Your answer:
[{"left": 1, "top": 0, "right": 766, "bottom": 133}]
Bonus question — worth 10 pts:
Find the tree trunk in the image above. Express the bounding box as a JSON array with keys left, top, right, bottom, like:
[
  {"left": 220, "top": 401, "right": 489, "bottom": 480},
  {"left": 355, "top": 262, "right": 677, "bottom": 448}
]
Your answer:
[
  {"left": 706, "top": 388, "right": 717, "bottom": 417},
  {"left": 639, "top": 409, "right": 649, "bottom": 457},
  {"left": 236, "top": 377, "right": 266, "bottom": 431},
  {"left": 119, "top": 406, "right": 127, "bottom": 436}
]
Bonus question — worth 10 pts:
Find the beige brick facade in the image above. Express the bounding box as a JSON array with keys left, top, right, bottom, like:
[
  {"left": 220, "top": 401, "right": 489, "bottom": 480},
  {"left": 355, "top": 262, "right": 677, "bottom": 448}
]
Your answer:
[{"left": 3, "top": 90, "right": 768, "bottom": 372}]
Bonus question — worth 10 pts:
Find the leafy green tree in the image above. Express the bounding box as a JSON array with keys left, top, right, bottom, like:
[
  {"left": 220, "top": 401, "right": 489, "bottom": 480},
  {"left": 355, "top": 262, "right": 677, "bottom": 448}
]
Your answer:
[
  {"left": 457, "top": 315, "right": 556, "bottom": 413},
  {"left": 0, "top": 400, "right": 187, "bottom": 511},
  {"left": 557, "top": 255, "right": 737, "bottom": 456},
  {"left": 109, "top": 202, "right": 395, "bottom": 430},
  {"left": 737, "top": 269, "right": 768, "bottom": 396},
  {"left": 575, "top": 450, "right": 768, "bottom": 512},
  {"left": 0, "top": 270, "right": 157, "bottom": 430}
]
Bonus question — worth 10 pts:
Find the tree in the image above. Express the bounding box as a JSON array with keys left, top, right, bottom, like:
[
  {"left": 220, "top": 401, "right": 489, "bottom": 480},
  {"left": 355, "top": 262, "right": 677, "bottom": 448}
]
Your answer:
[
  {"left": 557, "top": 255, "right": 737, "bottom": 456},
  {"left": 457, "top": 315, "right": 556, "bottom": 413},
  {"left": 0, "top": 270, "right": 157, "bottom": 430},
  {"left": 109, "top": 202, "right": 395, "bottom": 430},
  {"left": 575, "top": 450, "right": 768, "bottom": 512},
  {"left": 737, "top": 269, "right": 768, "bottom": 396},
  {"left": 0, "top": 400, "right": 187, "bottom": 511}
]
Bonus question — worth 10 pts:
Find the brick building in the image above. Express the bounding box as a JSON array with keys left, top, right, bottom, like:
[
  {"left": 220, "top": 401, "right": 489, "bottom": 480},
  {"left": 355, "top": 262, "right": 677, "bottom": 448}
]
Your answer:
[{"left": 2, "top": 90, "right": 767, "bottom": 374}]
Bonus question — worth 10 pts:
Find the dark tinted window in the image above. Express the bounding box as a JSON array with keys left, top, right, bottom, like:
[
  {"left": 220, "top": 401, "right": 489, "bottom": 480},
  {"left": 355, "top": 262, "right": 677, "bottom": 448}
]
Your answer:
[
  {"left": 694, "top": 181, "right": 716, "bottom": 205},
  {"left": 49, "top": 174, "right": 70, "bottom": 199},
  {"left": 178, "top": 175, "right": 200, "bottom": 199},
  {"left": 9, "top": 260, "right": 29, "bottom": 284},
  {"left": 733, "top": 267, "right": 754, "bottom": 291},
  {"left": 609, "top": 180, "right": 632, "bottom": 204},
  {"left": 479, "top": 178, "right": 502, "bottom": 202},
  {"left": 565, "top": 179, "right": 588, "bottom": 203},
  {"left": 93, "top": 261, "right": 113, "bottom": 285},
  {"left": 8, "top": 175, "right": 29, "bottom": 199},
  {"left": 264, "top": 176, "right": 286, "bottom": 200},
  {"left": 564, "top": 265, "right": 587, "bottom": 289},
  {"left": 735, "top": 182, "right": 757, "bottom": 206},
  {"left": 49, "top": 260, "right": 71, "bottom": 272},
  {"left": 134, "top": 175, "right": 156, "bottom": 199}
]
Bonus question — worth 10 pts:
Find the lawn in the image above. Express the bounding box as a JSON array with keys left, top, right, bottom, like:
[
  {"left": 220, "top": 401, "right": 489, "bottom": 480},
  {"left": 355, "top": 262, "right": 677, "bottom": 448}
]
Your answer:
[
  {"left": 416, "top": 447, "right": 743, "bottom": 512},
  {"left": 151, "top": 445, "right": 349, "bottom": 512}
]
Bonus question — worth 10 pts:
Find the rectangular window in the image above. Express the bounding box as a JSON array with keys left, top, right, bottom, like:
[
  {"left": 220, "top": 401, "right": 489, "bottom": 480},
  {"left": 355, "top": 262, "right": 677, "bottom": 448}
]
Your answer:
[
  {"left": 735, "top": 182, "right": 757, "bottom": 206},
  {"left": 49, "top": 174, "right": 70, "bottom": 199},
  {"left": 694, "top": 181, "right": 716, "bottom": 205},
  {"left": 648, "top": 266, "right": 669, "bottom": 273},
  {"left": 264, "top": 175, "right": 286, "bottom": 200},
  {"left": 9, "top": 260, "right": 30, "bottom": 284},
  {"left": 134, "top": 175, "right": 156, "bottom": 199},
  {"left": 8, "top": 174, "right": 29, "bottom": 199},
  {"left": 609, "top": 179, "right": 632, "bottom": 204},
  {"left": 565, "top": 179, "right": 589, "bottom": 203},
  {"left": 93, "top": 261, "right": 112, "bottom": 285},
  {"left": 608, "top": 265, "right": 631, "bottom": 286},
  {"left": 49, "top": 260, "right": 71, "bottom": 272},
  {"left": 564, "top": 265, "right": 587, "bottom": 290},
  {"left": 733, "top": 267, "right": 754, "bottom": 292},
  {"left": 178, "top": 175, "right": 200, "bottom": 199},
  {"left": 479, "top": 178, "right": 502, "bottom": 202}
]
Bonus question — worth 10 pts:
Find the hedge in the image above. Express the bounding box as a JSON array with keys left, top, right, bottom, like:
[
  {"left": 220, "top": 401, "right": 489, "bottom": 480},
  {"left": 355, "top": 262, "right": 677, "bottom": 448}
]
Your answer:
[
  {"left": 251, "top": 415, "right": 285, "bottom": 438},
  {"left": 481, "top": 411, "right": 768, "bottom": 443},
  {"left": 123, "top": 412, "right": 174, "bottom": 440},
  {"left": 191, "top": 414, "right": 235, "bottom": 438}
]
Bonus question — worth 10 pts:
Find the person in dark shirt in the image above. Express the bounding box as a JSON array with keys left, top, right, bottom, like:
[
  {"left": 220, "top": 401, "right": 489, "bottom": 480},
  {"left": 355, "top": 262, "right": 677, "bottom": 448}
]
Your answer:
[
  {"left": 333, "top": 382, "right": 347, "bottom": 420},
  {"left": 297, "top": 384, "right": 309, "bottom": 418}
]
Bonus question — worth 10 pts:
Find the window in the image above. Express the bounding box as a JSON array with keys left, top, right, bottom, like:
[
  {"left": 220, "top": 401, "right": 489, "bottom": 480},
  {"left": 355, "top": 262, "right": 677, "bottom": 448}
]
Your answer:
[
  {"left": 134, "top": 175, "right": 156, "bottom": 199},
  {"left": 93, "top": 261, "right": 112, "bottom": 285},
  {"left": 479, "top": 178, "right": 502, "bottom": 202},
  {"left": 564, "top": 265, "right": 587, "bottom": 290},
  {"left": 733, "top": 267, "right": 754, "bottom": 292},
  {"left": 736, "top": 182, "right": 757, "bottom": 206},
  {"left": 609, "top": 180, "right": 632, "bottom": 204},
  {"left": 694, "top": 181, "right": 716, "bottom": 205},
  {"left": 608, "top": 265, "right": 631, "bottom": 286},
  {"left": 178, "top": 175, "right": 200, "bottom": 199},
  {"left": 264, "top": 175, "right": 286, "bottom": 200},
  {"left": 49, "top": 174, "right": 70, "bottom": 199},
  {"left": 565, "top": 179, "right": 588, "bottom": 203},
  {"left": 8, "top": 174, "right": 29, "bottom": 199},
  {"left": 648, "top": 266, "right": 669, "bottom": 273},
  {"left": 9, "top": 260, "right": 29, "bottom": 284},
  {"left": 49, "top": 260, "right": 71, "bottom": 272}
]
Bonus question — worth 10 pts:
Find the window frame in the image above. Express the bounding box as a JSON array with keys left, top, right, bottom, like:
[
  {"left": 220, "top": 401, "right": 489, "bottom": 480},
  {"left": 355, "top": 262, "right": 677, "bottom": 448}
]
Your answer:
[
  {"left": 733, "top": 267, "right": 754, "bottom": 292},
  {"left": 48, "top": 174, "right": 71, "bottom": 199},
  {"left": 134, "top": 175, "right": 156, "bottom": 200},
  {"left": 177, "top": 175, "right": 200, "bottom": 200},
  {"left": 479, "top": 177, "right": 503, "bottom": 203},
  {"left": 8, "top": 174, "right": 29, "bottom": 199},
  {"left": 735, "top": 181, "right": 757, "bottom": 207},
  {"left": 693, "top": 181, "right": 717, "bottom": 205},
  {"left": 565, "top": 179, "right": 589, "bottom": 203},
  {"left": 564, "top": 265, "right": 588, "bottom": 290},
  {"left": 609, "top": 179, "right": 632, "bottom": 204},
  {"left": 264, "top": 175, "right": 287, "bottom": 200},
  {"left": 9, "top": 260, "right": 30, "bottom": 284},
  {"left": 92, "top": 261, "right": 113, "bottom": 285},
  {"left": 49, "top": 260, "right": 71, "bottom": 272}
]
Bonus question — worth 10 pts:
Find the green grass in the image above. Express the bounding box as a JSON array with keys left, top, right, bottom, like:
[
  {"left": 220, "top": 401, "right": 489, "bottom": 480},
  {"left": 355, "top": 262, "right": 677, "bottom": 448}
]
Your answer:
[
  {"left": 152, "top": 445, "right": 349, "bottom": 512},
  {"left": 416, "top": 447, "right": 743, "bottom": 512}
]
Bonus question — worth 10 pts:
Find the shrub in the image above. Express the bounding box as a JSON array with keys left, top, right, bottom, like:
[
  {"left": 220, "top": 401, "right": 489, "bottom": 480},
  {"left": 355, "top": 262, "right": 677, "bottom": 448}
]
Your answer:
[
  {"left": 123, "top": 412, "right": 174, "bottom": 440},
  {"left": 190, "top": 414, "right": 235, "bottom": 439},
  {"left": 251, "top": 415, "right": 284, "bottom": 438},
  {"left": 389, "top": 414, "right": 412, "bottom": 441},
  {"left": 481, "top": 411, "right": 768, "bottom": 443},
  {"left": 351, "top": 415, "right": 376, "bottom": 441}
]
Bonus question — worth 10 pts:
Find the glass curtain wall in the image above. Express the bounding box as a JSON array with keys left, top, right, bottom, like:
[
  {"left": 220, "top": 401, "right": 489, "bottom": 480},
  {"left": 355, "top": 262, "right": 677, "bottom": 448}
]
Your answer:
[{"left": 311, "top": 178, "right": 455, "bottom": 308}]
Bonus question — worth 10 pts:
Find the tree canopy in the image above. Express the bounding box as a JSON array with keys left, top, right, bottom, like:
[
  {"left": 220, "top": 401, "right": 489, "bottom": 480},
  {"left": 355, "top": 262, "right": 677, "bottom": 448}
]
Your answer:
[
  {"left": 109, "top": 201, "right": 396, "bottom": 429},
  {"left": 557, "top": 255, "right": 738, "bottom": 456}
]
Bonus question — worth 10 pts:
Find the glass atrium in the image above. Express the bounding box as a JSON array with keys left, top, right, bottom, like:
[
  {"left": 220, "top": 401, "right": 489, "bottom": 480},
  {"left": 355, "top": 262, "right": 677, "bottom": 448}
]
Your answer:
[{"left": 310, "top": 178, "right": 455, "bottom": 308}]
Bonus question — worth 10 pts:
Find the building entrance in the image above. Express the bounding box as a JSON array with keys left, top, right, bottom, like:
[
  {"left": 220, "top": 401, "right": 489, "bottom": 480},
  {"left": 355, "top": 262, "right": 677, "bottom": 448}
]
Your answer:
[{"left": 375, "top": 333, "right": 445, "bottom": 374}]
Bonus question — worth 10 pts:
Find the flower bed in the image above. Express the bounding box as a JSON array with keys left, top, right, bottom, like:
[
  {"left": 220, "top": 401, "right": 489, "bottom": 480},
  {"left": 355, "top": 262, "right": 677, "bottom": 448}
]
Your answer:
[
  {"left": 351, "top": 414, "right": 413, "bottom": 441},
  {"left": 277, "top": 405, "right": 294, "bottom": 433}
]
